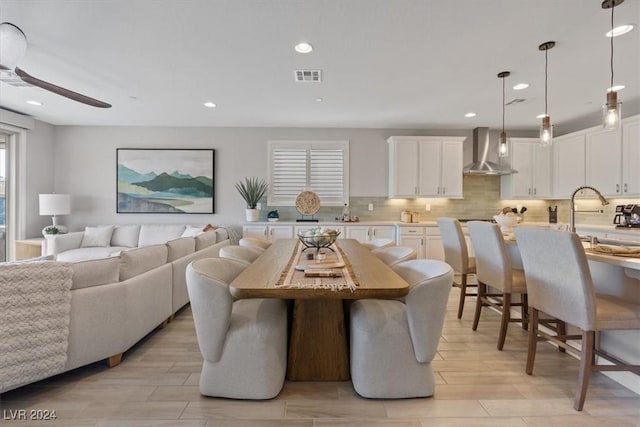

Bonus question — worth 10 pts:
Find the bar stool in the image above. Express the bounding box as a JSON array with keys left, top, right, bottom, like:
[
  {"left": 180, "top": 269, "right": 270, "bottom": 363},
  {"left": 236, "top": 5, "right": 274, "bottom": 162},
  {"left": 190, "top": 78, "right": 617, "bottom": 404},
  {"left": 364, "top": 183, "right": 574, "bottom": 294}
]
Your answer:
[
  {"left": 514, "top": 227, "right": 640, "bottom": 411},
  {"left": 467, "top": 221, "right": 528, "bottom": 350},
  {"left": 437, "top": 217, "right": 477, "bottom": 319},
  {"left": 372, "top": 246, "right": 417, "bottom": 268},
  {"left": 219, "top": 245, "right": 263, "bottom": 265},
  {"left": 239, "top": 237, "right": 271, "bottom": 251},
  {"left": 361, "top": 238, "right": 395, "bottom": 250}
]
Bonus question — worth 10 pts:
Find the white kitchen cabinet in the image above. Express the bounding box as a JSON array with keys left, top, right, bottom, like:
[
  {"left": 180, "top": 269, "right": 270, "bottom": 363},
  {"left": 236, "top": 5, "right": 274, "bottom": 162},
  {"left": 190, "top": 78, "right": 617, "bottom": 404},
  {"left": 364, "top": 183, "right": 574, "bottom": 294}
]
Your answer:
[
  {"left": 586, "top": 126, "right": 622, "bottom": 197},
  {"left": 397, "top": 226, "right": 426, "bottom": 259},
  {"left": 553, "top": 133, "right": 586, "bottom": 199},
  {"left": 345, "top": 225, "right": 395, "bottom": 244},
  {"left": 243, "top": 224, "right": 293, "bottom": 242},
  {"left": 425, "top": 227, "right": 445, "bottom": 261},
  {"left": 388, "top": 136, "right": 464, "bottom": 198},
  {"left": 500, "top": 138, "right": 552, "bottom": 199},
  {"left": 622, "top": 116, "right": 640, "bottom": 196}
]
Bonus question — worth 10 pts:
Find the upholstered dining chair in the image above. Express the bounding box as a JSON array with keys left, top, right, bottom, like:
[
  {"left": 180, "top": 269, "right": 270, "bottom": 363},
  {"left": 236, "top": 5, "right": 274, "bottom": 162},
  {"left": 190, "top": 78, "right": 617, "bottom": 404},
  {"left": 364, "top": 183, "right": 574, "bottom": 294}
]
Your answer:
[
  {"left": 350, "top": 259, "right": 453, "bottom": 398},
  {"left": 437, "top": 217, "right": 477, "bottom": 319},
  {"left": 514, "top": 227, "right": 640, "bottom": 411},
  {"left": 361, "top": 238, "right": 395, "bottom": 250},
  {"left": 219, "top": 245, "right": 263, "bottom": 265},
  {"left": 372, "top": 246, "right": 417, "bottom": 268},
  {"left": 186, "top": 258, "right": 287, "bottom": 399},
  {"left": 466, "top": 221, "right": 528, "bottom": 350},
  {"left": 239, "top": 237, "right": 271, "bottom": 251}
]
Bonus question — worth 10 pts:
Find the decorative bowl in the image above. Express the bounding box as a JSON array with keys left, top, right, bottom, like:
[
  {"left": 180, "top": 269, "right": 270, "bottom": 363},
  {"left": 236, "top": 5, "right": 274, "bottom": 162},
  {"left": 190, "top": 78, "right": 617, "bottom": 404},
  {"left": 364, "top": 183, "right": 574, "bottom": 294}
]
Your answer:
[
  {"left": 493, "top": 213, "right": 520, "bottom": 232},
  {"left": 297, "top": 229, "right": 341, "bottom": 251}
]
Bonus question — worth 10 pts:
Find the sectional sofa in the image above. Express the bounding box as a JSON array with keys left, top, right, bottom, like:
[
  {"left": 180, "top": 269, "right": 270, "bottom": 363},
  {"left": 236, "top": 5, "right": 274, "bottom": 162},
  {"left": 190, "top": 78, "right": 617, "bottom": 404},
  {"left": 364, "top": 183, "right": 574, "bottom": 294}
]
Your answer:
[{"left": 0, "top": 224, "right": 230, "bottom": 394}]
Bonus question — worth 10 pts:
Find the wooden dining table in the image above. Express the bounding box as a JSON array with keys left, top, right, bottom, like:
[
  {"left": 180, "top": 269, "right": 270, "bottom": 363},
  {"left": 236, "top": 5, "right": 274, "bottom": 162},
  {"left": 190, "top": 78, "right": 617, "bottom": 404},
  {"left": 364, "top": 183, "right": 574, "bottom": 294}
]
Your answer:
[{"left": 230, "top": 238, "right": 410, "bottom": 381}]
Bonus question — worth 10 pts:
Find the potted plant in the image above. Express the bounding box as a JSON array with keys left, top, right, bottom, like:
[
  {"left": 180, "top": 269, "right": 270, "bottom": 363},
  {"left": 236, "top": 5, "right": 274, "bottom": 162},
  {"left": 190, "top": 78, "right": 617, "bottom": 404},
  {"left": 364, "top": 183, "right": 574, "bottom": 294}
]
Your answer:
[{"left": 235, "top": 177, "right": 268, "bottom": 222}]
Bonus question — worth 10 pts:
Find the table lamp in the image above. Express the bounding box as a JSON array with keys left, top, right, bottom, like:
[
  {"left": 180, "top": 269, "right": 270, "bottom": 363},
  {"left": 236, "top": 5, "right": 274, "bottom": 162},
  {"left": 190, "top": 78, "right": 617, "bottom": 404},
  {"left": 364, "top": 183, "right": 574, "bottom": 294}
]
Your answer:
[{"left": 39, "top": 193, "right": 70, "bottom": 235}]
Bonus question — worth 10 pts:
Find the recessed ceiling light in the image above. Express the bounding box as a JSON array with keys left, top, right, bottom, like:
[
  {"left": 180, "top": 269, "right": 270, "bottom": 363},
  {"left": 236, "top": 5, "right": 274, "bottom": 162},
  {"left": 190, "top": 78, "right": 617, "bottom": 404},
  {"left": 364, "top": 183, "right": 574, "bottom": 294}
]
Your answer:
[
  {"left": 26, "top": 100, "right": 42, "bottom": 106},
  {"left": 513, "top": 83, "right": 529, "bottom": 90},
  {"left": 536, "top": 113, "right": 548, "bottom": 119},
  {"left": 315, "top": 98, "right": 323, "bottom": 102},
  {"left": 203, "top": 102, "right": 216, "bottom": 108},
  {"left": 294, "top": 42, "right": 313, "bottom": 54},
  {"left": 464, "top": 112, "right": 476, "bottom": 118},
  {"left": 607, "top": 85, "right": 625, "bottom": 92},
  {"left": 606, "top": 24, "right": 634, "bottom": 37}
]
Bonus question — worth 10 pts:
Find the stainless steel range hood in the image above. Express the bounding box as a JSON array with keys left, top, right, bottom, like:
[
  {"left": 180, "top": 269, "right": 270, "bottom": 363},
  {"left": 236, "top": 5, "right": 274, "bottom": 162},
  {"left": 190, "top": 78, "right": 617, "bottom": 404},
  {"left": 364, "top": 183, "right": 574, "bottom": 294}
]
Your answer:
[{"left": 463, "top": 127, "right": 516, "bottom": 175}]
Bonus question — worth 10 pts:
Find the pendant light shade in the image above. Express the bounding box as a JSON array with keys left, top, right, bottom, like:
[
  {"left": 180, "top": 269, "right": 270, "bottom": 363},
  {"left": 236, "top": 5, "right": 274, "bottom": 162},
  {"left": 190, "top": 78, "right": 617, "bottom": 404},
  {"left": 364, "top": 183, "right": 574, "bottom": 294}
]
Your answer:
[
  {"left": 602, "top": 0, "right": 624, "bottom": 130},
  {"left": 539, "top": 41, "right": 555, "bottom": 147},
  {"left": 497, "top": 71, "right": 510, "bottom": 158}
]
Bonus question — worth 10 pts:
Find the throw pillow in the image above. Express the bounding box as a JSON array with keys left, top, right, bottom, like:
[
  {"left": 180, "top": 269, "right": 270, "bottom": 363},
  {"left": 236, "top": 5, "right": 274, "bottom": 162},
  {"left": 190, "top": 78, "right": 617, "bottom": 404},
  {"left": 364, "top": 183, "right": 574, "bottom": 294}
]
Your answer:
[
  {"left": 182, "top": 225, "right": 204, "bottom": 237},
  {"left": 203, "top": 223, "right": 216, "bottom": 232},
  {"left": 80, "top": 225, "right": 114, "bottom": 248}
]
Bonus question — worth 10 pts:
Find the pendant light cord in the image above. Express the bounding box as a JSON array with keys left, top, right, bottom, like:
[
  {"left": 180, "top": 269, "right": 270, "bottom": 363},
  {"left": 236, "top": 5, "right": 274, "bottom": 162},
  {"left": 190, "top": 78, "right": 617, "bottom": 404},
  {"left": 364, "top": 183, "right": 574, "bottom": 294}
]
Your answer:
[
  {"left": 502, "top": 76, "right": 506, "bottom": 133},
  {"left": 544, "top": 48, "right": 548, "bottom": 116},
  {"left": 610, "top": 3, "right": 615, "bottom": 90}
]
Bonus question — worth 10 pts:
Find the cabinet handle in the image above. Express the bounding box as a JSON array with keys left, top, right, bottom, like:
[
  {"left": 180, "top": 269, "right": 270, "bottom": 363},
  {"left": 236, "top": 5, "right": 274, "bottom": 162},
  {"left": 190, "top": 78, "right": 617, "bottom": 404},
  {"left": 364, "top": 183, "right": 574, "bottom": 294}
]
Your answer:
[
  {"left": 616, "top": 184, "right": 620, "bottom": 193},
  {"left": 421, "top": 238, "right": 424, "bottom": 246},
  {"left": 408, "top": 230, "right": 416, "bottom": 233},
  {"left": 414, "top": 186, "right": 418, "bottom": 194},
  {"left": 533, "top": 188, "right": 537, "bottom": 196},
  {"left": 368, "top": 229, "right": 371, "bottom": 237},
  {"left": 624, "top": 183, "right": 628, "bottom": 193},
  {"left": 373, "top": 229, "right": 377, "bottom": 237},
  {"left": 442, "top": 187, "right": 446, "bottom": 195},
  {"left": 270, "top": 229, "right": 273, "bottom": 235},
  {"left": 528, "top": 188, "right": 531, "bottom": 195},
  {"left": 264, "top": 229, "right": 268, "bottom": 237}
]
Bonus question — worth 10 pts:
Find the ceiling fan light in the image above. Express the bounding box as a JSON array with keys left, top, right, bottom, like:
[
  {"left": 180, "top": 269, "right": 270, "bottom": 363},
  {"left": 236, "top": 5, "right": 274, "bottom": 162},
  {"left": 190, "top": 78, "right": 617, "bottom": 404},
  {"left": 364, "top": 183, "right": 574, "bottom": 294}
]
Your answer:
[{"left": 0, "top": 22, "right": 27, "bottom": 69}]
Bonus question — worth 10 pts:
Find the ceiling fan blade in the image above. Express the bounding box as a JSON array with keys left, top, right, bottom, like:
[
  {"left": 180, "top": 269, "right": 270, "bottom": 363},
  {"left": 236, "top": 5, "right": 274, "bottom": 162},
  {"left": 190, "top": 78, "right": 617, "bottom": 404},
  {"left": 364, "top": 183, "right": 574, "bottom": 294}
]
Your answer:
[{"left": 15, "top": 67, "right": 112, "bottom": 108}]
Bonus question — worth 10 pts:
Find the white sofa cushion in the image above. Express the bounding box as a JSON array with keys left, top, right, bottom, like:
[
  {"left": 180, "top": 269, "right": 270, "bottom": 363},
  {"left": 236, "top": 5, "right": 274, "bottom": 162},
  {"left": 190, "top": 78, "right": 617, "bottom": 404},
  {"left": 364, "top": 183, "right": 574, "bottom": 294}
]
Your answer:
[
  {"left": 71, "top": 257, "right": 121, "bottom": 290},
  {"left": 56, "top": 246, "right": 126, "bottom": 262},
  {"left": 138, "top": 225, "right": 186, "bottom": 247},
  {"left": 81, "top": 225, "right": 114, "bottom": 248},
  {"left": 195, "top": 230, "right": 218, "bottom": 251},
  {"left": 119, "top": 244, "right": 168, "bottom": 281},
  {"left": 111, "top": 225, "right": 141, "bottom": 248},
  {"left": 167, "top": 237, "right": 196, "bottom": 262}
]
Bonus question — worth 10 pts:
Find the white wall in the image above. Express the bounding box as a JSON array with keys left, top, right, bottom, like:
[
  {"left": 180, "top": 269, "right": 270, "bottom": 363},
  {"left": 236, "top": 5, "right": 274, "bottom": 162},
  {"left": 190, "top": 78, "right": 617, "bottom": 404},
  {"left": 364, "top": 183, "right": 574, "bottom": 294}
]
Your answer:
[
  {"left": 51, "top": 125, "right": 538, "bottom": 232},
  {"left": 25, "top": 120, "right": 57, "bottom": 235}
]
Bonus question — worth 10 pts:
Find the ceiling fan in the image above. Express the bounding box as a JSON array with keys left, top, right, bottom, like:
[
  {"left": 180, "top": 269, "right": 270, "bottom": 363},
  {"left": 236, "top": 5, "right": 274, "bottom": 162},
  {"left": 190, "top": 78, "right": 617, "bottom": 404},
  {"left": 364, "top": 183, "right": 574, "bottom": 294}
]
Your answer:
[{"left": 0, "top": 22, "right": 111, "bottom": 108}]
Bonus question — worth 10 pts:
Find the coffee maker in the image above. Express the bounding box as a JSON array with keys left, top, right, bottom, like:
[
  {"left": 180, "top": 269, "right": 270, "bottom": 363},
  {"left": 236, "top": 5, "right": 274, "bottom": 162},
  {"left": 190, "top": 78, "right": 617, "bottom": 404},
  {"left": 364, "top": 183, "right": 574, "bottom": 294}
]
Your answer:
[{"left": 613, "top": 204, "right": 640, "bottom": 228}]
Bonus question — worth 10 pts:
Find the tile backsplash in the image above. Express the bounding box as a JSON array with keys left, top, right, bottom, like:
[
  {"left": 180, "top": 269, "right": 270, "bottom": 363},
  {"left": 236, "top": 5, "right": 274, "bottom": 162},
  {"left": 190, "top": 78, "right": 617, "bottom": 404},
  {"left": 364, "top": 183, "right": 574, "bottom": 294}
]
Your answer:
[{"left": 262, "top": 175, "right": 636, "bottom": 226}]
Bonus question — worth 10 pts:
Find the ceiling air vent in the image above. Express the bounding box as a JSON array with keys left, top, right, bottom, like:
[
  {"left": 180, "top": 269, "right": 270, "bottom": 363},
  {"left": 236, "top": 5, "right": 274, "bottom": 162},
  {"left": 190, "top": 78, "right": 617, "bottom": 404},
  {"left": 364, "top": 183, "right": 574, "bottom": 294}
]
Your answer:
[
  {"left": 294, "top": 70, "right": 322, "bottom": 82},
  {"left": 505, "top": 98, "right": 527, "bottom": 106}
]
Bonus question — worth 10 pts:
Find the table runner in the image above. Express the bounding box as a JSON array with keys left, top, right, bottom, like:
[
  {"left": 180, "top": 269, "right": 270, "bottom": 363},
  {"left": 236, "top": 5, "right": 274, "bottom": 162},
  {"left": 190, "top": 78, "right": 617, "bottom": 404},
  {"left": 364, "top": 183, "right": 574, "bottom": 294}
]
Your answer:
[
  {"left": 586, "top": 244, "right": 640, "bottom": 258},
  {"left": 276, "top": 241, "right": 358, "bottom": 292}
]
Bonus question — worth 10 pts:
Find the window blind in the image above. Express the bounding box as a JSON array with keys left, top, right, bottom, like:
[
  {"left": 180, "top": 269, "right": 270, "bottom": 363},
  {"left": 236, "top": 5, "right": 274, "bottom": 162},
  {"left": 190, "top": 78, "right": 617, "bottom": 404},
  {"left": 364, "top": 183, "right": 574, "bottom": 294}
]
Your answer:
[{"left": 268, "top": 141, "right": 349, "bottom": 206}]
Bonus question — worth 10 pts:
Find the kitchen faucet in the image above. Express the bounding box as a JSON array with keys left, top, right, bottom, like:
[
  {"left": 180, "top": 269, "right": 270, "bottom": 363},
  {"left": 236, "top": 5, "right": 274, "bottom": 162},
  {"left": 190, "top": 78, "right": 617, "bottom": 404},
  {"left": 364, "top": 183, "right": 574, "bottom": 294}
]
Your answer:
[{"left": 569, "top": 186, "right": 609, "bottom": 233}]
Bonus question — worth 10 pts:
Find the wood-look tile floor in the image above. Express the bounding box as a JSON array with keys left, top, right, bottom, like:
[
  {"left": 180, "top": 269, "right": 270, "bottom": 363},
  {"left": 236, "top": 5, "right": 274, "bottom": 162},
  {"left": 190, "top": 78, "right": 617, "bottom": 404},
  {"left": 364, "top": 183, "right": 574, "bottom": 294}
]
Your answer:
[{"left": 2, "top": 288, "right": 639, "bottom": 427}]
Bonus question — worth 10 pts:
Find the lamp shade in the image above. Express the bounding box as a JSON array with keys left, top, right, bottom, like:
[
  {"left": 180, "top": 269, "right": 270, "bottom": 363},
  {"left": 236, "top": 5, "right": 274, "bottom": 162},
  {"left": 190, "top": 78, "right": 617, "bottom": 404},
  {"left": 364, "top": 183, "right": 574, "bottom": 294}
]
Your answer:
[{"left": 39, "top": 194, "right": 71, "bottom": 216}]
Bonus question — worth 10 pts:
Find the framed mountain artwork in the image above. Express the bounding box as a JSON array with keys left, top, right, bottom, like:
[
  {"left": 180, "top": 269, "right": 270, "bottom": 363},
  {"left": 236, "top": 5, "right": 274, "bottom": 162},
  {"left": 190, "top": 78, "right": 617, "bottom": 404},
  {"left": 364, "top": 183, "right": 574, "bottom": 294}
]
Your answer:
[{"left": 116, "top": 148, "right": 215, "bottom": 214}]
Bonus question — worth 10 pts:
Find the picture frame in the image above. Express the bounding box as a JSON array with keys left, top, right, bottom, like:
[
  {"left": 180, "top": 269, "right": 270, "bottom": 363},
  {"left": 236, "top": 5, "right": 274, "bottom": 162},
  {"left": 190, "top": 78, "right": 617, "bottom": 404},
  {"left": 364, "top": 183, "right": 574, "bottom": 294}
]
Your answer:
[{"left": 116, "top": 148, "right": 215, "bottom": 214}]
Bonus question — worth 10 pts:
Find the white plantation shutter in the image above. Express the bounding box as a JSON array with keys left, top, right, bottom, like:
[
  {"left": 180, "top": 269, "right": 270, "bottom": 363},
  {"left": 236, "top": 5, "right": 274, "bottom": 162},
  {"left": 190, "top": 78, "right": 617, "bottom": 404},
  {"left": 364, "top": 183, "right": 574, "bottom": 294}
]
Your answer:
[{"left": 268, "top": 141, "right": 349, "bottom": 206}]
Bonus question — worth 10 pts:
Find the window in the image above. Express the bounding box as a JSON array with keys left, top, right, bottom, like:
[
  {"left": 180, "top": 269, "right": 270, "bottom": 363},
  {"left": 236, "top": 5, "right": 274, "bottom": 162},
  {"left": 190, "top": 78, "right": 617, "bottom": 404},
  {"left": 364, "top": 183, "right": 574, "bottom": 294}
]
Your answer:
[{"left": 268, "top": 140, "right": 349, "bottom": 206}]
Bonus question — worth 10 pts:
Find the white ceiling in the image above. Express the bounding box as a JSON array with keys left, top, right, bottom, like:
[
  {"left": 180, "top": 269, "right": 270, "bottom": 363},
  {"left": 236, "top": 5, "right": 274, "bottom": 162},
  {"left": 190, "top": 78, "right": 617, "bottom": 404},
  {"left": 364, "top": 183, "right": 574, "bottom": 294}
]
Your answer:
[{"left": 0, "top": 0, "right": 638, "bottom": 131}]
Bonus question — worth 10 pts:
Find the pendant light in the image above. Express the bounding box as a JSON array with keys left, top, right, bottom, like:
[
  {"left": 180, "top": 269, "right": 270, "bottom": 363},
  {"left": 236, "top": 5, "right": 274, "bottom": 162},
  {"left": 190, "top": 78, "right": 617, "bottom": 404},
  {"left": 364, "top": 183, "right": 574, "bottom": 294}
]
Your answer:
[
  {"left": 538, "top": 41, "right": 555, "bottom": 147},
  {"left": 497, "top": 71, "right": 510, "bottom": 158},
  {"left": 602, "top": 0, "right": 624, "bottom": 130}
]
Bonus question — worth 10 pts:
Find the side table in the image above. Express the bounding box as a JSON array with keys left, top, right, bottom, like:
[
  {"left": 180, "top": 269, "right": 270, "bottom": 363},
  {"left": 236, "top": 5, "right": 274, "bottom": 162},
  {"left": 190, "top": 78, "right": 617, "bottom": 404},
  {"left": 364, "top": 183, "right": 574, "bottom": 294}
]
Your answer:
[{"left": 15, "top": 238, "right": 45, "bottom": 260}]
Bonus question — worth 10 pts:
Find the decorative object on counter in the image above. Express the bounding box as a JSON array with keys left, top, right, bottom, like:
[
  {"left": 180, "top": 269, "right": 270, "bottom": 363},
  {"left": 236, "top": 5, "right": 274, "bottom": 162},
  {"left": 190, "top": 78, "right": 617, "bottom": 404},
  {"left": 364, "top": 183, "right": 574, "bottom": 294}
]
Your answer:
[
  {"left": 39, "top": 193, "right": 71, "bottom": 236},
  {"left": 297, "top": 227, "right": 340, "bottom": 254},
  {"left": 411, "top": 211, "right": 420, "bottom": 223},
  {"left": 538, "top": 41, "right": 555, "bottom": 147},
  {"left": 267, "top": 210, "right": 280, "bottom": 222},
  {"left": 295, "top": 190, "right": 320, "bottom": 222},
  {"left": 493, "top": 211, "right": 520, "bottom": 233},
  {"left": 601, "top": 0, "right": 624, "bottom": 130},
  {"left": 497, "top": 71, "right": 511, "bottom": 158},
  {"left": 235, "top": 177, "right": 268, "bottom": 222},
  {"left": 400, "top": 210, "right": 412, "bottom": 223},
  {"left": 334, "top": 203, "right": 359, "bottom": 222},
  {"left": 548, "top": 205, "right": 558, "bottom": 223}
]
